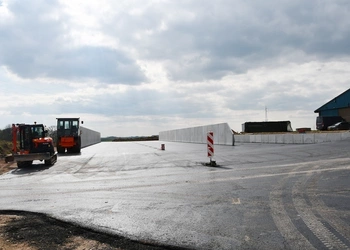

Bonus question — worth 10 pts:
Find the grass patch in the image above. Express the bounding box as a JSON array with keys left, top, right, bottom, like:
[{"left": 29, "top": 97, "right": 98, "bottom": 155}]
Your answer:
[{"left": 0, "top": 140, "right": 12, "bottom": 157}]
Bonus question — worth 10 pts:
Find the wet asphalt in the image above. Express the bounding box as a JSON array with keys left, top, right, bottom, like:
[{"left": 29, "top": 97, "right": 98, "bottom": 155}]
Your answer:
[{"left": 0, "top": 140, "right": 349, "bottom": 249}]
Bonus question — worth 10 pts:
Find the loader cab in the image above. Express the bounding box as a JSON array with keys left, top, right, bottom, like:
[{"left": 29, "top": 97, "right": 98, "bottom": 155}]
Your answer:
[
  {"left": 56, "top": 118, "right": 82, "bottom": 153},
  {"left": 57, "top": 118, "right": 80, "bottom": 137}
]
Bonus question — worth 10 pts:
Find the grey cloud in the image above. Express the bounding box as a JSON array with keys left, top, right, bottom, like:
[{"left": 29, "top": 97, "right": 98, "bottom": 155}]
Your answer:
[
  {"left": 0, "top": 0, "right": 146, "bottom": 84},
  {"left": 223, "top": 80, "right": 335, "bottom": 112},
  {"left": 4, "top": 0, "right": 349, "bottom": 84},
  {"left": 105, "top": 0, "right": 350, "bottom": 81},
  {"left": 44, "top": 47, "right": 146, "bottom": 84},
  {"left": 7, "top": 88, "right": 207, "bottom": 118},
  {"left": 83, "top": 89, "right": 206, "bottom": 118}
]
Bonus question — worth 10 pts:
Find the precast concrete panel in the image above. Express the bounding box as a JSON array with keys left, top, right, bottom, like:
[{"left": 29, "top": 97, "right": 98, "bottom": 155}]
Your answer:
[
  {"left": 255, "top": 135, "right": 262, "bottom": 143},
  {"left": 194, "top": 127, "right": 201, "bottom": 143},
  {"left": 219, "top": 123, "right": 230, "bottom": 144},
  {"left": 181, "top": 129, "right": 186, "bottom": 142},
  {"left": 268, "top": 135, "right": 276, "bottom": 143},
  {"left": 293, "top": 134, "right": 303, "bottom": 144},
  {"left": 329, "top": 133, "right": 342, "bottom": 142},
  {"left": 177, "top": 129, "right": 182, "bottom": 142},
  {"left": 247, "top": 135, "right": 253, "bottom": 143},
  {"left": 234, "top": 132, "right": 350, "bottom": 144},
  {"left": 315, "top": 133, "right": 331, "bottom": 143},
  {"left": 341, "top": 132, "right": 350, "bottom": 140},
  {"left": 276, "top": 134, "right": 284, "bottom": 144},
  {"left": 234, "top": 135, "right": 243, "bottom": 143},
  {"left": 81, "top": 126, "right": 101, "bottom": 148},
  {"left": 262, "top": 135, "right": 269, "bottom": 143},
  {"left": 159, "top": 123, "right": 234, "bottom": 145},
  {"left": 284, "top": 134, "right": 294, "bottom": 144},
  {"left": 303, "top": 134, "right": 315, "bottom": 144},
  {"left": 170, "top": 130, "right": 176, "bottom": 141}
]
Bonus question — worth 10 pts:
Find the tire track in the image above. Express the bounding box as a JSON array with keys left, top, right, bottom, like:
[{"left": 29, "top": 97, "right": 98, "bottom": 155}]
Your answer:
[
  {"left": 292, "top": 167, "right": 349, "bottom": 249},
  {"left": 306, "top": 172, "right": 350, "bottom": 246},
  {"left": 269, "top": 165, "right": 316, "bottom": 250}
]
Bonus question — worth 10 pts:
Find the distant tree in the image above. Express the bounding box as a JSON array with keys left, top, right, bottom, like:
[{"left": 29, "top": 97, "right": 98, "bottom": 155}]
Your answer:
[
  {"left": 0, "top": 125, "right": 12, "bottom": 141},
  {"left": 46, "top": 126, "right": 57, "bottom": 143}
]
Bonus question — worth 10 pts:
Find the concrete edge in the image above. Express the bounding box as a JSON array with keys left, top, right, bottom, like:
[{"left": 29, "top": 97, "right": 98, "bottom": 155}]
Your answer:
[{"left": 234, "top": 131, "right": 350, "bottom": 144}]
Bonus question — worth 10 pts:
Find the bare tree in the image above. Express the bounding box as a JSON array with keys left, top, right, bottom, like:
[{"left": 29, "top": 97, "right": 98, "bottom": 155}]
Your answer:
[{"left": 46, "top": 126, "right": 57, "bottom": 144}]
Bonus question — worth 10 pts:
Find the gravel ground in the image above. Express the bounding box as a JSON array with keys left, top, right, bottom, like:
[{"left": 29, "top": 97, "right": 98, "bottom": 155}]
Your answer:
[{"left": 0, "top": 161, "right": 184, "bottom": 250}]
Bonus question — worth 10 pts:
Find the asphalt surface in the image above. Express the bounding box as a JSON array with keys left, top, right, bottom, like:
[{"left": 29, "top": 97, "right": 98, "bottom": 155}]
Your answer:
[{"left": 0, "top": 140, "right": 349, "bottom": 249}]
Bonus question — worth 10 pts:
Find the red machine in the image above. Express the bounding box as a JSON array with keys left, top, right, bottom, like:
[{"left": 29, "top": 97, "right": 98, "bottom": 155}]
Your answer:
[
  {"left": 56, "top": 118, "right": 82, "bottom": 153},
  {"left": 10, "top": 123, "right": 57, "bottom": 168}
]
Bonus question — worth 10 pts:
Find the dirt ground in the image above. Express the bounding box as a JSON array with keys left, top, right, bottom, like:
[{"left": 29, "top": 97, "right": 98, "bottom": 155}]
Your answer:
[{"left": 0, "top": 161, "right": 182, "bottom": 250}]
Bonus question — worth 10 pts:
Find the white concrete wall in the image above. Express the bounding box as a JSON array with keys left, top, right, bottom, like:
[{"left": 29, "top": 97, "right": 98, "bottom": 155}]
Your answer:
[
  {"left": 234, "top": 131, "right": 350, "bottom": 144},
  {"left": 159, "top": 123, "right": 234, "bottom": 145},
  {"left": 81, "top": 126, "right": 101, "bottom": 148}
]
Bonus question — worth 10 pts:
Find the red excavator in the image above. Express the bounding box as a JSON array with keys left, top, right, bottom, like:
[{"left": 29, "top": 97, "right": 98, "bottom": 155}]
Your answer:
[{"left": 7, "top": 123, "right": 57, "bottom": 168}]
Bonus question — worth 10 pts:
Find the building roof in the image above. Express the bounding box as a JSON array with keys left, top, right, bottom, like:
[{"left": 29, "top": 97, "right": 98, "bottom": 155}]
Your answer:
[{"left": 314, "top": 88, "right": 350, "bottom": 113}]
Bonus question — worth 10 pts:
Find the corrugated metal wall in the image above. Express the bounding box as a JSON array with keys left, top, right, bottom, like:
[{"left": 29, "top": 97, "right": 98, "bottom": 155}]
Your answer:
[
  {"left": 320, "top": 89, "right": 350, "bottom": 111},
  {"left": 319, "top": 109, "right": 339, "bottom": 117},
  {"left": 316, "top": 89, "right": 350, "bottom": 116}
]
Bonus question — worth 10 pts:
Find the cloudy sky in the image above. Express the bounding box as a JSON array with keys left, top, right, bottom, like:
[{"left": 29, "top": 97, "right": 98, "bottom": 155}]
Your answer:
[{"left": 1, "top": 0, "right": 350, "bottom": 137}]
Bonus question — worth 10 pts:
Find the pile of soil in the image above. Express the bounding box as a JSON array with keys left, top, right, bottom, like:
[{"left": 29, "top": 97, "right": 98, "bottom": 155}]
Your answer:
[{"left": 0, "top": 161, "right": 182, "bottom": 250}]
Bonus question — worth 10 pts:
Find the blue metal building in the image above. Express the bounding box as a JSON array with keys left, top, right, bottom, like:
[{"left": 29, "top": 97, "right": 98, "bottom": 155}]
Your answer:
[{"left": 314, "top": 88, "right": 350, "bottom": 121}]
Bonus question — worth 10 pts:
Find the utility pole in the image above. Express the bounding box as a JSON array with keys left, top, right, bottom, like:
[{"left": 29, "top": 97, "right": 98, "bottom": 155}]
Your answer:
[{"left": 265, "top": 106, "right": 268, "bottom": 122}]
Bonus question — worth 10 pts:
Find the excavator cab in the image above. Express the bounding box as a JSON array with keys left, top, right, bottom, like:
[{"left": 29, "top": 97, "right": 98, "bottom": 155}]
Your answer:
[{"left": 18, "top": 125, "right": 44, "bottom": 149}]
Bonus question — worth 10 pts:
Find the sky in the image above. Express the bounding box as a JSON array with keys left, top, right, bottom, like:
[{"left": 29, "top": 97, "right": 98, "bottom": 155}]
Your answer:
[{"left": 0, "top": 0, "right": 350, "bottom": 137}]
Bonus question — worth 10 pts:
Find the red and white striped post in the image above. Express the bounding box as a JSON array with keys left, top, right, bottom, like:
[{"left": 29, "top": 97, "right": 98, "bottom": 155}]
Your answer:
[{"left": 207, "top": 132, "right": 215, "bottom": 165}]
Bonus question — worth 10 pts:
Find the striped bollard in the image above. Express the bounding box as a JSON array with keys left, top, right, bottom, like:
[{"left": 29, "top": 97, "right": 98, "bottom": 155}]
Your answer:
[{"left": 207, "top": 132, "right": 216, "bottom": 166}]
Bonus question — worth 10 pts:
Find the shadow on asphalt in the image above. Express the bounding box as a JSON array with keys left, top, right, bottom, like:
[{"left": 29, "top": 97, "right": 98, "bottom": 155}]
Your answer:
[
  {"left": 200, "top": 162, "right": 231, "bottom": 169},
  {"left": 57, "top": 152, "right": 82, "bottom": 157},
  {"left": 10, "top": 152, "right": 82, "bottom": 175},
  {"left": 11, "top": 164, "right": 52, "bottom": 175}
]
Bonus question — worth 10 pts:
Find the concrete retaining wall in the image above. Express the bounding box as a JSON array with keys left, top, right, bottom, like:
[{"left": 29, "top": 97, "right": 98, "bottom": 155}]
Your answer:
[
  {"left": 159, "top": 123, "right": 234, "bottom": 145},
  {"left": 235, "top": 132, "right": 350, "bottom": 144},
  {"left": 81, "top": 126, "right": 101, "bottom": 148}
]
